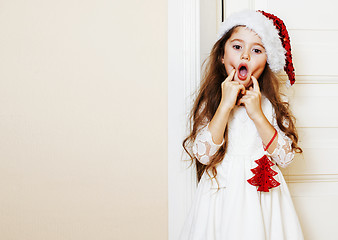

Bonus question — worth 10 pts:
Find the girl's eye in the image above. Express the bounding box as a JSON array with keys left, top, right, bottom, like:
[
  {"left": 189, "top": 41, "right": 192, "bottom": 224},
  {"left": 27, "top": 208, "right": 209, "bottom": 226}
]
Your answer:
[
  {"left": 233, "top": 45, "right": 241, "bottom": 50},
  {"left": 253, "top": 49, "right": 262, "bottom": 54}
]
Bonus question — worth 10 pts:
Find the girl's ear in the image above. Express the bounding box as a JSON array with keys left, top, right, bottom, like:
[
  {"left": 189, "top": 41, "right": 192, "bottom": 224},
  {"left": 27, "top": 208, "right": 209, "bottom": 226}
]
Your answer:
[{"left": 221, "top": 58, "right": 224, "bottom": 64}]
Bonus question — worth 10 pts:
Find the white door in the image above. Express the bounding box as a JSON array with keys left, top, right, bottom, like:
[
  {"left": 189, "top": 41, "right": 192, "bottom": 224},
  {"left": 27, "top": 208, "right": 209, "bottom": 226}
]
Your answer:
[
  {"left": 169, "top": 0, "right": 338, "bottom": 239},
  {"left": 240, "top": 1, "right": 338, "bottom": 240}
]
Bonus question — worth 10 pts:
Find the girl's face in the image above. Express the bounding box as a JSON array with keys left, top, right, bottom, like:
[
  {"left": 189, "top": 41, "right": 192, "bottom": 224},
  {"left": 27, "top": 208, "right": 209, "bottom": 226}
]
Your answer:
[{"left": 222, "top": 26, "right": 267, "bottom": 88}]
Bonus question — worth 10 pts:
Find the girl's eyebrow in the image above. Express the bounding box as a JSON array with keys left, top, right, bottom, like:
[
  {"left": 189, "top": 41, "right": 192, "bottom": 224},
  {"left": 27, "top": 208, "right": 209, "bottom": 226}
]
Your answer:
[
  {"left": 254, "top": 43, "right": 265, "bottom": 49},
  {"left": 230, "top": 38, "right": 244, "bottom": 43},
  {"left": 230, "top": 39, "right": 265, "bottom": 48}
]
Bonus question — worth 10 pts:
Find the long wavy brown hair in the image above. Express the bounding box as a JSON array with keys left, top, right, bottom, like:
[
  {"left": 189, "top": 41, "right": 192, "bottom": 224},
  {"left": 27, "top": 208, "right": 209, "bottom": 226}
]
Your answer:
[{"left": 183, "top": 26, "right": 302, "bottom": 183}]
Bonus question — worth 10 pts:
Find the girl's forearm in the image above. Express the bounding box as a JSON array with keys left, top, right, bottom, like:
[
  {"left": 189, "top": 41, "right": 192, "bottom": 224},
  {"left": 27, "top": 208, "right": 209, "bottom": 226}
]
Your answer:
[
  {"left": 208, "top": 103, "right": 232, "bottom": 145},
  {"left": 252, "top": 115, "right": 277, "bottom": 153}
]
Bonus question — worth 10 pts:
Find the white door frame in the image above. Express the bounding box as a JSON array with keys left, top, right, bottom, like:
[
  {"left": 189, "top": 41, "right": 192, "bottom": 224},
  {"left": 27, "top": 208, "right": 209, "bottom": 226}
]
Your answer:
[{"left": 168, "top": 0, "right": 200, "bottom": 239}]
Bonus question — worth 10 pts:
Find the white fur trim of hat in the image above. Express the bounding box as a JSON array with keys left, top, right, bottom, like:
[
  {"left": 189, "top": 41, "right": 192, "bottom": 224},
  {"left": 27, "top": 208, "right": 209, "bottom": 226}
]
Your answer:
[{"left": 218, "top": 10, "right": 286, "bottom": 73}]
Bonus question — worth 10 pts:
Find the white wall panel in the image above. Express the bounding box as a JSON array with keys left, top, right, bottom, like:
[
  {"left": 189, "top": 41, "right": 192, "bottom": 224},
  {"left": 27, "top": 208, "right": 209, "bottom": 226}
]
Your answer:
[
  {"left": 290, "top": 96, "right": 338, "bottom": 127},
  {"left": 282, "top": 127, "right": 338, "bottom": 175},
  {"left": 287, "top": 84, "right": 338, "bottom": 127},
  {"left": 289, "top": 182, "right": 338, "bottom": 240},
  {"left": 264, "top": 0, "right": 338, "bottom": 30},
  {"left": 224, "top": 0, "right": 253, "bottom": 18},
  {"left": 290, "top": 30, "right": 338, "bottom": 77}
]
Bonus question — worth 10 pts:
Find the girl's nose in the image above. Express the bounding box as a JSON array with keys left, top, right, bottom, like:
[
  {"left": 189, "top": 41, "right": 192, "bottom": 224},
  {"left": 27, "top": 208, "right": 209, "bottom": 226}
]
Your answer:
[{"left": 241, "top": 51, "right": 250, "bottom": 61}]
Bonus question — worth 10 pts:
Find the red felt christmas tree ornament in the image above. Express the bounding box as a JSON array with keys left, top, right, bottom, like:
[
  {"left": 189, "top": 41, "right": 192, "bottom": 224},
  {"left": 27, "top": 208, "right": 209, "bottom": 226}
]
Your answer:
[
  {"left": 247, "top": 155, "right": 280, "bottom": 192},
  {"left": 247, "top": 130, "right": 280, "bottom": 192}
]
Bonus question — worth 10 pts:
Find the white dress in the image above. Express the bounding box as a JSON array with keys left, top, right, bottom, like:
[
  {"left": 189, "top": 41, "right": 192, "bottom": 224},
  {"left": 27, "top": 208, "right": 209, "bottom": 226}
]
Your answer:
[{"left": 180, "top": 96, "right": 304, "bottom": 240}]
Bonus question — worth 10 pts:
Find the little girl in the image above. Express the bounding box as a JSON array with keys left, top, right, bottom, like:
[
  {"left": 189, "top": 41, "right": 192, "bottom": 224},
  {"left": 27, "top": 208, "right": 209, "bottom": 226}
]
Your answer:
[{"left": 180, "top": 10, "right": 304, "bottom": 240}]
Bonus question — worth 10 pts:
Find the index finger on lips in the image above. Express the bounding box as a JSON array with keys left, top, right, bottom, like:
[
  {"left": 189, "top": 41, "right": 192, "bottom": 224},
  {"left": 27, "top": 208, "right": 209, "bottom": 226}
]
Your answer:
[
  {"left": 251, "top": 75, "right": 260, "bottom": 92},
  {"left": 225, "top": 69, "right": 236, "bottom": 82},
  {"left": 239, "top": 84, "right": 246, "bottom": 95}
]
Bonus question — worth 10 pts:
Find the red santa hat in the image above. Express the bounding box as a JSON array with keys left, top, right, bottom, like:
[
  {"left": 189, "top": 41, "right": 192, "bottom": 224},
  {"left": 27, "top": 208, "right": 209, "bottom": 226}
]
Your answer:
[{"left": 218, "top": 10, "right": 295, "bottom": 86}]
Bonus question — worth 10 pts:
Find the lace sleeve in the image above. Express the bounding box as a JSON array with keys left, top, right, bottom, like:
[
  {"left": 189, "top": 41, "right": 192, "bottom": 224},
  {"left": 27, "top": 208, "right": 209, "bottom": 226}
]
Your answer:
[
  {"left": 268, "top": 118, "right": 295, "bottom": 168},
  {"left": 192, "top": 122, "right": 225, "bottom": 165}
]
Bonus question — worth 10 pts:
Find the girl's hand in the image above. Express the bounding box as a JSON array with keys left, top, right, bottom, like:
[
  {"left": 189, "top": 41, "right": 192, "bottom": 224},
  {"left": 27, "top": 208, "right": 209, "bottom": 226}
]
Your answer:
[
  {"left": 220, "top": 69, "right": 246, "bottom": 110},
  {"left": 238, "top": 76, "right": 264, "bottom": 122}
]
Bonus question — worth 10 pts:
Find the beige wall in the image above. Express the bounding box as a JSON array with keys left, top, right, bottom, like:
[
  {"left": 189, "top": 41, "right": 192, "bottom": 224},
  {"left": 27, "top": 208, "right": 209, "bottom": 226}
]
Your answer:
[{"left": 0, "top": 0, "right": 167, "bottom": 239}]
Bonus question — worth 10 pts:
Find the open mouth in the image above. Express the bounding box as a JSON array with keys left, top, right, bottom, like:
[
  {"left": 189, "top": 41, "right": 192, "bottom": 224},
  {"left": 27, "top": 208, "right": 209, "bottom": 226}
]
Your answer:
[{"left": 237, "top": 64, "right": 248, "bottom": 81}]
